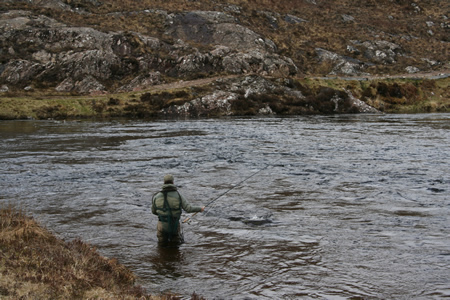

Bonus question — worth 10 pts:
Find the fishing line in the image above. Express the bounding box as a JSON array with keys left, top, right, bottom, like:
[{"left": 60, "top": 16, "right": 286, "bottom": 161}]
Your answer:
[{"left": 182, "top": 157, "right": 283, "bottom": 224}]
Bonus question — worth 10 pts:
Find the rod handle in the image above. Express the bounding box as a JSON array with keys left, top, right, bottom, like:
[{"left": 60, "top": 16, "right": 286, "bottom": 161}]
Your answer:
[{"left": 182, "top": 211, "right": 199, "bottom": 223}]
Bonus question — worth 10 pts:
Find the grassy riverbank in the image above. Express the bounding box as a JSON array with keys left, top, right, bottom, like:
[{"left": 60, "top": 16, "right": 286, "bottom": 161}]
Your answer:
[
  {"left": 0, "top": 76, "right": 449, "bottom": 120},
  {"left": 312, "top": 76, "right": 450, "bottom": 113},
  {"left": 0, "top": 206, "right": 202, "bottom": 299}
]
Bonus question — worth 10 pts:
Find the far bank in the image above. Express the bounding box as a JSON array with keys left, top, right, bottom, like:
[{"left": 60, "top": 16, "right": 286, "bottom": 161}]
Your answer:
[{"left": 1, "top": 75, "right": 448, "bottom": 120}]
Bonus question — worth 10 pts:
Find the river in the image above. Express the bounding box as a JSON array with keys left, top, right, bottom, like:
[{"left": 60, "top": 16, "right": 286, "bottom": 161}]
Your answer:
[{"left": 1, "top": 114, "right": 449, "bottom": 299}]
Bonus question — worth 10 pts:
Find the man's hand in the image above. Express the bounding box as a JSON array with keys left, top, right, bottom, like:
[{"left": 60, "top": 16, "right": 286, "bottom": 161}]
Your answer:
[{"left": 201, "top": 206, "right": 205, "bottom": 212}]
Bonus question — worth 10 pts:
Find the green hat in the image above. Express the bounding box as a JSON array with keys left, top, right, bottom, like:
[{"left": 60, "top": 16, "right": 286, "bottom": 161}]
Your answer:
[{"left": 164, "top": 174, "right": 174, "bottom": 184}]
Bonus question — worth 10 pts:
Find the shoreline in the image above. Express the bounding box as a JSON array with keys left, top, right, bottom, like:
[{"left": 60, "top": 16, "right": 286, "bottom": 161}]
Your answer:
[
  {"left": 1, "top": 74, "right": 448, "bottom": 120},
  {"left": 0, "top": 206, "right": 204, "bottom": 299}
]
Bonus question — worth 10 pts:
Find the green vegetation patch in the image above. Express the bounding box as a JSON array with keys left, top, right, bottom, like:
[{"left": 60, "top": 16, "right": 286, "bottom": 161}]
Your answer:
[
  {"left": 0, "top": 77, "right": 448, "bottom": 119},
  {"left": 0, "top": 97, "right": 100, "bottom": 120},
  {"left": 298, "top": 76, "right": 450, "bottom": 114},
  {"left": 357, "top": 77, "right": 449, "bottom": 113}
]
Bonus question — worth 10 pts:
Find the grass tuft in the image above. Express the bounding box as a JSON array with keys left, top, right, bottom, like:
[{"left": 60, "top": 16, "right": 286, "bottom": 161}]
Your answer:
[{"left": 0, "top": 205, "right": 204, "bottom": 299}]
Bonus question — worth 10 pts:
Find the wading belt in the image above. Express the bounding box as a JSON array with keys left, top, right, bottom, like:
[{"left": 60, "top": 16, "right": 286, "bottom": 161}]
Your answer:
[{"left": 158, "top": 216, "right": 178, "bottom": 222}]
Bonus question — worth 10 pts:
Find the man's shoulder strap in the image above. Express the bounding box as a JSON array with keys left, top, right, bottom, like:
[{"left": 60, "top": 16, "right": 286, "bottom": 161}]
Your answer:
[{"left": 158, "top": 190, "right": 182, "bottom": 208}]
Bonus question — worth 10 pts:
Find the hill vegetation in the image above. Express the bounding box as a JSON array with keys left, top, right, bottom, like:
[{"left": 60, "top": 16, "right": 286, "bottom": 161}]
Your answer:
[
  {"left": 0, "top": 0, "right": 449, "bottom": 117},
  {"left": 3, "top": 0, "right": 448, "bottom": 75}
]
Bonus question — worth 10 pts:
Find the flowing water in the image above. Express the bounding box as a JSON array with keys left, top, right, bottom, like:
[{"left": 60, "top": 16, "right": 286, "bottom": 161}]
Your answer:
[{"left": 1, "top": 114, "right": 449, "bottom": 299}]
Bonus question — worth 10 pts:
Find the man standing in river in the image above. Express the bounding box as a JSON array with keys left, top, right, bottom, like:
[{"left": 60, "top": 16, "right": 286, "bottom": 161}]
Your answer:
[{"left": 152, "top": 174, "right": 204, "bottom": 247}]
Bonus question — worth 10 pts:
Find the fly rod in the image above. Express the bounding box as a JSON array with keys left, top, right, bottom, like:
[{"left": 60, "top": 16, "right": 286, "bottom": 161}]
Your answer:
[{"left": 182, "top": 160, "right": 277, "bottom": 223}]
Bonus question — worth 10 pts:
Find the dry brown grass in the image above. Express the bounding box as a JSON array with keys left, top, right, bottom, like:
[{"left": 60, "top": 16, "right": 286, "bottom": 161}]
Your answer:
[
  {"left": 1, "top": 0, "right": 448, "bottom": 116},
  {"left": 4, "top": 0, "right": 447, "bottom": 76},
  {"left": 0, "top": 205, "right": 204, "bottom": 299}
]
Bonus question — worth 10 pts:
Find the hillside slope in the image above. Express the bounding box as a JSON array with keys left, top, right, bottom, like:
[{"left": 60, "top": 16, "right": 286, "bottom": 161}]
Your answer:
[{"left": 0, "top": 0, "right": 448, "bottom": 117}]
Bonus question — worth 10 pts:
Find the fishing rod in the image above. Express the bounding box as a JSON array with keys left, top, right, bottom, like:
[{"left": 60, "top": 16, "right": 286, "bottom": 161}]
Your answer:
[{"left": 182, "top": 160, "right": 278, "bottom": 223}]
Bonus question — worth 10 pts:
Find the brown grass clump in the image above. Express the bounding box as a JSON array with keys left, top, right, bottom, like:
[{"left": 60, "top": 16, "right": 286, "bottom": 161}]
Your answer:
[
  {"left": 358, "top": 77, "right": 450, "bottom": 112},
  {"left": 0, "top": 205, "right": 138, "bottom": 298},
  {"left": 3, "top": 0, "right": 448, "bottom": 81},
  {"left": 0, "top": 205, "right": 203, "bottom": 299}
]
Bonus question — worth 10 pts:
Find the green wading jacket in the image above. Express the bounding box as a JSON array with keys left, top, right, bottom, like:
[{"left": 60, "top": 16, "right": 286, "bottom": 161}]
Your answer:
[{"left": 151, "top": 184, "right": 202, "bottom": 220}]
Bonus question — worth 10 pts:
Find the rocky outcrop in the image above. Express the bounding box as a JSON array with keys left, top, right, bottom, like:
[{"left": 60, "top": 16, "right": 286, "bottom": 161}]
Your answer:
[
  {"left": 357, "top": 40, "right": 404, "bottom": 65},
  {"left": 222, "top": 49, "right": 297, "bottom": 76},
  {"left": 115, "top": 72, "right": 162, "bottom": 93},
  {"left": 344, "top": 89, "right": 380, "bottom": 114},
  {"left": 162, "top": 91, "right": 238, "bottom": 117},
  {"left": 316, "top": 48, "right": 369, "bottom": 76},
  {"left": 0, "top": 10, "right": 298, "bottom": 94},
  {"left": 162, "top": 75, "right": 381, "bottom": 117},
  {"left": 316, "top": 40, "right": 409, "bottom": 76},
  {"left": 0, "top": 11, "right": 128, "bottom": 93},
  {"left": 165, "top": 11, "right": 277, "bottom": 52},
  {"left": 55, "top": 75, "right": 106, "bottom": 94},
  {"left": 0, "top": 0, "right": 447, "bottom": 117}
]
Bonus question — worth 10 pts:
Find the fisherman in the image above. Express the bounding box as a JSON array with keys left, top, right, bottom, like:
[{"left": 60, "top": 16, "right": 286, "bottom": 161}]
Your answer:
[{"left": 152, "top": 174, "right": 204, "bottom": 246}]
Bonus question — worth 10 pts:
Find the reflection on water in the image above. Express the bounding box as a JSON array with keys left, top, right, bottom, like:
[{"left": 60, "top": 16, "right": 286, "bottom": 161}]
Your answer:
[
  {"left": 147, "top": 246, "right": 185, "bottom": 279},
  {"left": 1, "top": 114, "right": 449, "bottom": 299}
]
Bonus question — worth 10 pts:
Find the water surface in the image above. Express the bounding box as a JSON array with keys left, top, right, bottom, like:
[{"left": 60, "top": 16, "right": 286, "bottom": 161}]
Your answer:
[{"left": 1, "top": 114, "right": 449, "bottom": 299}]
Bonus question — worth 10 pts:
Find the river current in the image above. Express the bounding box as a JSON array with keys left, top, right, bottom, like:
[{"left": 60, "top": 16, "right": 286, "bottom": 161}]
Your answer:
[{"left": 1, "top": 114, "right": 449, "bottom": 299}]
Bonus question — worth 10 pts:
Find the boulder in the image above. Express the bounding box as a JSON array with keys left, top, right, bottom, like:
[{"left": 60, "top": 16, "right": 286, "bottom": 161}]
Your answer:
[
  {"left": 226, "top": 75, "right": 278, "bottom": 97},
  {"left": 358, "top": 40, "right": 404, "bottom": 64},
  {"left": 341, "top": 14, "right": 355, "bottom": 23},
  {"left": 0, "top": 9, "right": 298, "bottom": 93},
  {"left": 344, "top": 89, "right": 380, "bottom": 114},
  {"left": 55, "top": 75, "right": 106, "bottom": 94},
  {"left": 222, "top": 50, "right": 298, "bottom": 76},
  {"left": 316, "top": 40, "right": 406, "bottom": 75},
  {"left": 162, "top": 91, "right": 238, "bottom": 117},
  {"left": 284, "top": 14, "right": 308, "bottom": 24},
  {"left": 405, "top": 66, "right": 420, "bottom": 74},
  {"left": 0, "top": 59, "right": 44, "bottom": 84},
  {"left": 175, "top": 51, "right": 215, "bottom": 74},
  {"left": 116, "top": 72, "right": 162, "bottom": 92},
  {"left": 0, "top": 11, "right": 169, "bottom": 93},
  {"left": 315, "top": 48, "right": 368, "bottom": 76},
  {"left": 161, "top": 75, "right": 380, "bottom": 117},
  {"left": 165, "top": 11, "right": 277, "bottom": 52}
]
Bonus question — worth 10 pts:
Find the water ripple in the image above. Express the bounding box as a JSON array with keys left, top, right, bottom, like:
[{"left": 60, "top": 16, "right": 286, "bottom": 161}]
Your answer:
[{"left": 1, "top": 114, "right": 449, "bottom": 299}]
